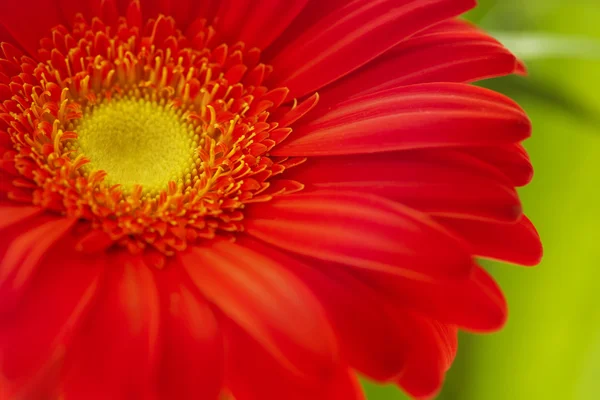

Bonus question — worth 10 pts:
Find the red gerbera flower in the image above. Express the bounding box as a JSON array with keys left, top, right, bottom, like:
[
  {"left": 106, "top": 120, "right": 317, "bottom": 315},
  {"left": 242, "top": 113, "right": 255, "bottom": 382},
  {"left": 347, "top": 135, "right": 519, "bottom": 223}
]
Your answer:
[{"left": 0, "top": 0, "right": 542, "bottom": 399}]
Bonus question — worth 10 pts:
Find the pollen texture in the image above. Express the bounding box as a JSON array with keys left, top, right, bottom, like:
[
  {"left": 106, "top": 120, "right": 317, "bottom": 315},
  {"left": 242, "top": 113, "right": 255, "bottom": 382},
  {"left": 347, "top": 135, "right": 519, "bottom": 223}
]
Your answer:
[{"left": 74, "top": 96, "right": 198, "bottom": 194}]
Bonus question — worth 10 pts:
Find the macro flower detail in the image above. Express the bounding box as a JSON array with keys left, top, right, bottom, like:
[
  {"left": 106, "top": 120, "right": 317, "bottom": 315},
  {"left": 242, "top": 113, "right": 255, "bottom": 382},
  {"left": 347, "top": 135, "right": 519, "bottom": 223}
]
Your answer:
[{"left": 0, "top": 1, "right": 542, "bottom": 400}]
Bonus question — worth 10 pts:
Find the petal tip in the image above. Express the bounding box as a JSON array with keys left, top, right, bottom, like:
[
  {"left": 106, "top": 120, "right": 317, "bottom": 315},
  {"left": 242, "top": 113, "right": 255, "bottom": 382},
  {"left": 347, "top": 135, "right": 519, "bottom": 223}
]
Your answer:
[{"left": 515, "top": 59, "right": 528, "bottom": 76}]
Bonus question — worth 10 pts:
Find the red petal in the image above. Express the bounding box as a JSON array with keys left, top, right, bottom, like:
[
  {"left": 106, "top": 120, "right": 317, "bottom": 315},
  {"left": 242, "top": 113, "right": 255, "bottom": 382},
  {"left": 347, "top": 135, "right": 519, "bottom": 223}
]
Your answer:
[
  {"left": 275, "top": 83, "right": 531, "bottom": 157},
  {"left": 0, "top": 203, "right": 42, "bottom": 231},
  {"left": 133, "top": 0, "right": 157, "bottom": 18},
  {"left": 224, "top": 321, "right": 364, "bottom": 400},
  {"left": 463, "top": 144, "right": 534, "bottom": 187},
  {"left": 238, "top": 237, "right": 410, "bottom": 381},
  {"left": 189, "top": 0, "right": 220, "bottom": 25},
  {"left": 0, "top": 0, "right": 62, "bottom": 57},
  {"left": 286, "top": 150, "right": 521, "bottom": 222},
  {"left": 516, "top": 59, "right": 528, "bottom": 75},
  {"left": 277, "top": 92, "right": 319, "bottom": 128},
  {"left": 214, "top": 0, "right": 309, "bottom": 50},
  {"left": 432, "top": 322, "right": 458, "bottom": 371},
  {"left": 157, "top": 0, "right": 188, "bottom": 28},
  {"left": 438, "top": 216, "right": 543, "bottom": 266},
  {"left": 135, "top": 0, "right": 203, "bottom": 30},
  {"left": 263, "top": 0, "right": 351, "bottom": 58},
  {"left": 155, "top": 265, "right": 223, "bottom": 400},
  {"left": 0, "top": 251, "right": 102, "bottom": 400},
  {"left": 316, "top": 19, "right": 521, "bottom": 110},
  {"left": 0, "top": 216, "right": 77, "bottom": 313},
  {"left": 267, "top": 0, "right": 475, "bottom": 99},
  {"left": 126, "top": 0, "right": 143, "bottom": 28},
  {"left": 354, "top": 265, "right": 507, "bottom": 332},
  {"left": 0, "top": 23, "right": 16, "bottom": 45},
  {"left": 57, "top": 0, "right": 94, "bottom": 23},
  {"left": 245, "top": 190, "right": 475, "bottom": 281},
  {"left": 179, "top": 241, "right": 338, "bottom": 379},
  {"left": 61, "top": 256, "right": 160, "bottom": 400},
  {"left": 394, "top": 317, "right": 450, "bottom": 399}
]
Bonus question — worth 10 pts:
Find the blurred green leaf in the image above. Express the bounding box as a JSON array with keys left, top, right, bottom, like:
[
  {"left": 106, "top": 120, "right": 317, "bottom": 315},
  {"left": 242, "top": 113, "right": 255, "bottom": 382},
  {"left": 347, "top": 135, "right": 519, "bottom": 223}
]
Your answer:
[
  {"left": 576, "top": 330, "right": 600, "bottom": 399},
  {"left": 492, "top": 32, "right": 600, "bottom": 61},
  {"left": 480, "top": 76, "right": 600, "bottom": 128},
  {"left": 361, "top": 380, "right": 407, "bottom": 400}
]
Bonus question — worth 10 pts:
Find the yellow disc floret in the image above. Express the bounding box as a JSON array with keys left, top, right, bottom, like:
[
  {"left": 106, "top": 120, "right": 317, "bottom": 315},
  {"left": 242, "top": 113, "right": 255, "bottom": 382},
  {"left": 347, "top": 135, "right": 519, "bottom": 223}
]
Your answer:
[{"left": 74, "top": 97, "right": 198, "bottom": 194}]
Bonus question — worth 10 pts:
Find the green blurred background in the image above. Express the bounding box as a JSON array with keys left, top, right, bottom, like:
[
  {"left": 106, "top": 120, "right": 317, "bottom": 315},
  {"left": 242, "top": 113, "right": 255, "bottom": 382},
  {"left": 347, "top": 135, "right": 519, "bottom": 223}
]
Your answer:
[{"left": 364, "top": 0, "right": 600, "bottom": 399}]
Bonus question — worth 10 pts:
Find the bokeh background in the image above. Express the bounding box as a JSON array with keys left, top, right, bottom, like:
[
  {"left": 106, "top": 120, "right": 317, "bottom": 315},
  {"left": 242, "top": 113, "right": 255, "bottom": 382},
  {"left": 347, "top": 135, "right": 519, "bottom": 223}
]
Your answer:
[{"left": 364, "top": 0, "right": 600, "bottom": 399}]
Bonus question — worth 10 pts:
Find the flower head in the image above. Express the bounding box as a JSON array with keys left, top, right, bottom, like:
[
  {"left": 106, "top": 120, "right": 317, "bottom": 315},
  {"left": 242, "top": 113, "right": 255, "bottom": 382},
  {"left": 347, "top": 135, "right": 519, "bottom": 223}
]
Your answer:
[{"left": 0, "top": 0, "right": 542, "bottom": 399}]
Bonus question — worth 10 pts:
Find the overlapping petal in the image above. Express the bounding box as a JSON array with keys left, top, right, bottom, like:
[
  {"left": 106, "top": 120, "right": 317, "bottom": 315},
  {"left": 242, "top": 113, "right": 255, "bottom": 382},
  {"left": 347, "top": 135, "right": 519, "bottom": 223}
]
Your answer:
[
  {"left": 57, "top": 0, "right": 96, "bottom": 23},
  {"left": 245, "top": 190, "right": 476, "bottom": 281},
  {"left": 61, "top": 257, "right": 160, "bottom": 400},
  {"left": 241, "top": 237, "right": 411, "bottom": 381},
  {"left": 266, "top": 0, "right": 476, "bottom": 98},
  {"left": 0, "top": 212, "right": 76, "bottom": 313},
  {"left": 0, "top": 249, "right": 102, "bottom": 400},
  {"left": 315, "top": 19, "right": 523, "bottom": 110},
  {"left": 275, "top": 83, "right": 531, "bottom": 156},
  {"left": 353, "top": 265, "right": 508, "bottom": 332},
  {"left": 439, "top": 216, "right": 543, "bottom": 266},
  {"left": 463, "top": 144, "right": 534, "bottom": 187},
  {"left": 180, "top": 241, "right": 339, "bottom": 379},
  {"left": 214, "top": 0, "right": 310, "bottom": 50},
  {"left": 224, "top": 321, "right": 363, "bottom": 400},
  {"left": 155, "top": 266, "right": 223, "bottom": 400},
  {"left": 393, "top": 316, "right": 457, "bottom": 399},
  {"left": 286, "top": 150, "right": 522, "bottom": 222}
]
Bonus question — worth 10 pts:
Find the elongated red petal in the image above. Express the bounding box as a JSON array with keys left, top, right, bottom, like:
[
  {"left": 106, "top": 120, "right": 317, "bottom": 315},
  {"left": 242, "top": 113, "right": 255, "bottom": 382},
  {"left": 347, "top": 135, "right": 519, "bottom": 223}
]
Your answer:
[
  {"left": 135, "top": 0, "right": 161, "bottom": 19},
  {"left": 0, "top": 252, "right": 102, "bottom": 400},
  {"left": 245, "top": 190, "right": 475, "bottom": 281},
  {"left": 0, "top": 23, "right": 15, "bottom": 45},
  {"left": 262, "top": 0, "right": 352, "bottom": 58},
  {"left": 438, "top": 216, "right": 543, "bottom": 266},
  {"left": 462, "top": 144, "right": 534, "bottom": 187},
  {"left": 136, "top": 0, "right": 190, "bottom": 27},
  {"left": 394, "top": 317, "right": 451, "bottom": 399},
  {"left": 61, "top": 257, "right": 160, "bottom": 400},
  {"left": 251, "top": 239, "right": 464, "bottom": 391},
  {"left": 286, "top": 150, "right": 521, "bottom": 222},
  {"left": 0, "top": 0, "right": 62, "bottom": 57},
  {"left": 224, "top": 321, "right": 364, "bottom": 400},
  {"left": 57, "top": 0, "right": 94, "bottom": 23},
  {"left": 0, "top": 203, "right": 42, "bottom": 231},
  {"left": 275, "top": 83, "right": 531, "bottom": 156},
  {"left": 431, "top": 322, "right": 458, "bottom": 371},
  {"left": 0, "top": 216, "right": 76, "bottom": 313},
  {"left": 188, "top": 0, "right": 220, "bottom": 24},
  {"left": 353, "top": 265, "right": 507, "bottom": 332},
  {"left": 267, "top": 0, "right": 476, "bottom": 99},
  {"left": 166, "top": 0, "right": 193, "bottom": 28},
  {"left": 179, "top": 241, "right": 339, "bottom": 379},
  {"left": 213, "top": 0, "right": 309, "bottom": 50},
  {"left": 155, "top": 265, "right": 223, "bottom": 400},
  {"left": 239, "top": 237, "right": 410, "bottom": 381},
  {"left": 316, "top": 19, "right": 521, "bottom": 110}
]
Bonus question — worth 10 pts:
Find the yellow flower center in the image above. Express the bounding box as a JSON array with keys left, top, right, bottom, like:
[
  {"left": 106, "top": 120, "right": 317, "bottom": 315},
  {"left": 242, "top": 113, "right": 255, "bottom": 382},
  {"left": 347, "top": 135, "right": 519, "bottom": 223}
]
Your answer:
[{"left": 73, "top": 96, "right": 199, "bottom": 194}]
